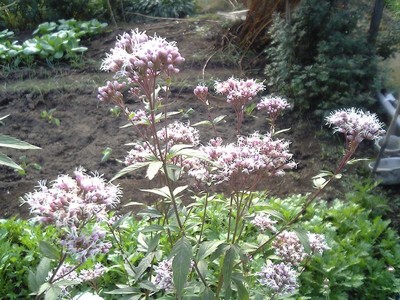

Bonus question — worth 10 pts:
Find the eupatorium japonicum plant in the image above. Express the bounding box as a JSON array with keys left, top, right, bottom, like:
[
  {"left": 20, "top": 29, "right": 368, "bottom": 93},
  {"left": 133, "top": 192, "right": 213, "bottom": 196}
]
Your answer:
[{"left": 22, "top": 28, "right": 387, "bottom": 299}]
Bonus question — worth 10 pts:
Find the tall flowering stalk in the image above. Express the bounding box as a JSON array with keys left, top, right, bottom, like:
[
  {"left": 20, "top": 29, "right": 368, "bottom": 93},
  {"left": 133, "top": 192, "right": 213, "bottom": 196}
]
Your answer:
[
  {"left": 215, "top": 77, "right": 264, "bottom": 133},
  {"left": 257, "top": 95, "right": 291, "bottom": 133},
  {"left": 22, "top": 168, "right": 120, "bottom": 298},
  {"left": 252, "top": 108, "right": 385, "bottom": 257}
]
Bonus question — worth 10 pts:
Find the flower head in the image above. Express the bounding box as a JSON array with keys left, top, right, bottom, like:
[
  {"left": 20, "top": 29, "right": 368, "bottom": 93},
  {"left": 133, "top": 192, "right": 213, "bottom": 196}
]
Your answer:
[
  {"left": 215, "top": 77, "right": 264, "bottom": 108},
  {"left": 308, "top": 233, "right": 330, "bottom": 254},
  {"left": 194, "top": 84, "right": 209, "bottom": 105},
  {"left": 252, "top": 213, "right": 277, "bottom": 232},
  {"left": 258, "top": 262, "right": 298, "bottom": 295},
  {"left": 326, "top": 108, "right": 385, "bottom": 143},
  {"left": 101, "top": 29, "right": 184, "bottom": 82},
  {"left": 157, "top": 121, "right": 200, "bottom": 148},
  {"left": 257, "top": 95, "right": 290, "bottom": 123},
  {"left": 153, "top": 258, "right": 174, "bottom": 291},
  {"left": 272, "top": 231, "right": 307, "bottom": 266}
]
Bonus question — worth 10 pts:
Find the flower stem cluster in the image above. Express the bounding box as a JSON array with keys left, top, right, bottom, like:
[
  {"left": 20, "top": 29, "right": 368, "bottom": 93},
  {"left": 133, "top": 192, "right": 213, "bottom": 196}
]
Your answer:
[{"left": 215, "top": 77, "right": 264, "bottom": 133}]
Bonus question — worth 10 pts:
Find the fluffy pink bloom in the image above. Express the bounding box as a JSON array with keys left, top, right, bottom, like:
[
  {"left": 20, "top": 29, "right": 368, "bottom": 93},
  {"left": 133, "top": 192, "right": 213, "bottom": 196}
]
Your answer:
[
  {"left": 215, "top": 77, "right": 264, "bottom": 106},
  {"left": 124, "top": 143, "right": 153, "bottom": 166},
  {"left": 258, "top": 262, "right": 298, "bottom": 295},
  {"left": 101, "top": 29, "right": 185, "bottom": 82},
  {"left": 257, "top": 95, "right": 291, "bottom": 124},
  {"left": 79, "top": 263, "right": 106, "bottom": 282},
  {"left": 157, "top": 121, "right": 200, "bottom": 148},
  {"left": 326, "top": 108, "right": 385, "bottom": 143},
  {"left": 308, "top": 233, "right": 330, "bottom": 254},
  {"left": 22, "top": 168, "right": 121, "bottom": 227},
  {"left": 215, "top": 77, "right": 264, "bottom": 132},
  {"left": 252, "top": 213, "right": 277, "bottom": 232},
  {"left": 272, "top": 231, "right": 307, "bottom": 266},
  {"left": 153, "top": 258, "right": 174, "bottom": 291}
]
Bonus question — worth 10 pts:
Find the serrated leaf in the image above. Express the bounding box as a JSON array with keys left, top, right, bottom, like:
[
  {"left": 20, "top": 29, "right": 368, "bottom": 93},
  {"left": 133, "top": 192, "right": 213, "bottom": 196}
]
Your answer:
[
  {"left": 36, "top": 258, "right": 52, "bottom": 286},
  {"left": 0, "top": 134, "right": 40, "bottom": 149},
  {"left": 222, "top": 245, "right": 237, "bottom": 294},
  {"left": 166, "top": 164, "right": 181, "bottom": 182},
  {"left": 39, "top": 241, "right": 60, "bottom": 260},
  {"left": 232, "top": 273, "right": 249, "bottom": 300},
  {"left": 138, "top": 280, "right": 158, "bottom": 292},
  {"left": 134, "top": 252, "right": 155, "bottom": 280},
  {"left": 197, "top": 240, "right": 225, "bottom": 260},
  {"left": 172, "top": 237, "right": 193, "bottom": 298}
]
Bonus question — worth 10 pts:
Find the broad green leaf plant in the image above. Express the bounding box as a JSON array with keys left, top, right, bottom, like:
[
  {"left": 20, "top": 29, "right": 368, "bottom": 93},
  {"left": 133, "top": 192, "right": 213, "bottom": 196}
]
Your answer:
[
  {"left": 21, "top": 29, "right": 388, "bottom": 299},
  {"left": 0, "top": 115, "right": 40, "bottom": 171}
]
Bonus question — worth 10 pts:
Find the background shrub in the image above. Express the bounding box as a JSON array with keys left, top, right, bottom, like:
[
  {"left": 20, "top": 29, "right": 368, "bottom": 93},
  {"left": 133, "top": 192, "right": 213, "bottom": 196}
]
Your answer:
[{"left": 264, "top": 0, "right": 382, "bottom": 113}]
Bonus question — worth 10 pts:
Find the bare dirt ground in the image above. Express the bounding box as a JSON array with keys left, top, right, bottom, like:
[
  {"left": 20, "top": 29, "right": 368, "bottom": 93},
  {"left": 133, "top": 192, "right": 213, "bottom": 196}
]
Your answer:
[{"left": 0, "top": 18, "right": 397, "bottom": 222}]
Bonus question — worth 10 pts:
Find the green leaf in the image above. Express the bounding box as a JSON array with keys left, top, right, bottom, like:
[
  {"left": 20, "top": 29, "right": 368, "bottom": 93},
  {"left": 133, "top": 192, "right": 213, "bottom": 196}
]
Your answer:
[
  {"left": 146, "top": 161, "right": 163, "bottom": 180},
  {"left": 140, "top": 186, "right": 171, "bottom": 199},
  {"left": 173, "top": 185, "right": 188, "bottom": 197},
  {"left": 0, "top": 134, "right": 40, "bottom": 149},
  {"left": 200, "top": 287, "right": 215, "bottom": 300},
  {"left": 166, "top": 164, "right": 182, "bottom": 182},
  {"left": 140, "top": 224, "right": 164, "bottom": 233},
  {"left": 222, "top": 245, "right": 237, "bottom": 295},
  {"left": 111, "top": 161, "right": 150, "bottom": 181},
  {"left": 0, "top": 152, "right": 23, "bottom": 170},
  {"left": 44, "top": 284, "right": 63, "bottom": 300},
  {"left": 213, "top": 115, "right": 226, "bottom": 124},
  {"left": 197, "top": 240, "right": 225, "bottom": 260},
  {"left": 232, "top": 273, "right": 249, "bottom": 300},
  {"left": 293, "top": 227, "right": 311, "bottom": 254},
  {"left": 172, "top": 237, "right": 193, "bottom": 298},
  {"left": 39, "top": 241, "right": 60, "bottom": 260},
  {"left": 36, "top": 257, "right": 52, "bottom": 288},
  {"left": 138, "top": 280, "right": 158, "bottom": 292}
]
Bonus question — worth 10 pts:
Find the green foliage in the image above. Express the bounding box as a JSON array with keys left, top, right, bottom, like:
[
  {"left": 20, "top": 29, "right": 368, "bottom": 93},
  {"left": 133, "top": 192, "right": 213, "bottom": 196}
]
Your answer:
[
  {"left": 265, "top": 0, "right": 381, "bottom": 113},
  {"left": 0, "top": 218, "right": 57, "bottom": 299},
  {"left": 126, "top": 0, "right": 195, "bottom": 18},
  {"left": 271, "top": 187, "right": 400, "bottom": 299},
  {"left": 0, "top": 115, "right": 40, "bottom": 170},
  {"left": 41, "top": 108, "right": 60, "bottom": 127},
  {"left": 386, "top": 0, "right": 400, "bottom": 19},
  {"left": 0, "top": 0, "right": 107, "bottom": 31},
  {"left": 0, "top": 19, "right": 107, "bottom": 67}
]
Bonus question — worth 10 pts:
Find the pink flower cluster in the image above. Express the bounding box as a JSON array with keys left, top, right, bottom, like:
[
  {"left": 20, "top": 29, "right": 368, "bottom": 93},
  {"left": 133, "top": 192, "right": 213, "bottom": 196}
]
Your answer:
[
  {"left": 22, "top": 168, "right": 121, "bottom": 227},
  {"left": 273, "top": 231, "right": 307, "bottom": 266},
  {"left": 157, "top": 121, "right": 200, "bottom": 148},
  {"left": 273, "top": 231, "right": 329, "bottom": 266},
  {"left": 215, "top": 77, "right": 264, "bottom": 107},
  {"left": 201, "top": 133, "right": 295, "bottom": 185},
  {"left": 251, "top": 213, "right": 277, "bottom": 232},
  {"left": 61, "top": 226, "right": 112, "bottom": 262},
  {"left": 193, "top": 84, "right": 209, "bottom": 106},
  {"left": 125, "top": 122, "right": 199, "bottom": 166},
  {"left": 257, "top": 95, "right": 291, "bottom": 122},
  {"left": 258, "top": 262, "right": 298, "bottom": 295},
  {"left": 97, "top": 80, "right": 126, "bottom": 105},
  {"left": 101, "top": 29, "right": 185, "bottom": 83},
  {"left": 153, "top": 258, "right": 174, "bottom": 291},
  {"left": 326, "top": 108, "right": 385, "bottom": 143}
]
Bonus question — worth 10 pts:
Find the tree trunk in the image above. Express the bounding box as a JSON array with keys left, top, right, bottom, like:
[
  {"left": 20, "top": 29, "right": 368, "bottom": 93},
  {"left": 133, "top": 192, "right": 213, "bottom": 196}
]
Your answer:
[
  {"left": 236, "top": 0, "right": 300, "bottom": 51},
  {"left": 368, "top": 0, "right": 385, "bottom": 45}
]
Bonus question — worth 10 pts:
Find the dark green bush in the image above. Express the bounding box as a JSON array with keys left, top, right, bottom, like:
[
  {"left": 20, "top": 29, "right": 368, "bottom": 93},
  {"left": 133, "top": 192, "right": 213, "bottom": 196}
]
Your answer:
[
  {"left": 0, "top": 218, "right": 57, "bottom": 299},
  {"left": 125, "top": 0, "right": 195, "bottom": 19},
  {"left": 265, "top": 0, "right": 381, "bottom": 113}
]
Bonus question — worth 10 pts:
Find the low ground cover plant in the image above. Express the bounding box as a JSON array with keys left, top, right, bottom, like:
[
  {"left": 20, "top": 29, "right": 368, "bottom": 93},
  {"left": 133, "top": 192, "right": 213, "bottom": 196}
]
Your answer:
[
  {"left": 4, "top": 28, "right": 398, "bottom": 299},
  {"left": 0, "top": 19, "right": 107, "bottom": 67}
]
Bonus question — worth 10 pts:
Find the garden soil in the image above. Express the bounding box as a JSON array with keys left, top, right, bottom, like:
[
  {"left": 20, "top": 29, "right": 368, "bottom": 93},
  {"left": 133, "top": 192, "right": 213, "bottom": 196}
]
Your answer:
[{"left": 0, "top": 19, "right": 396, "bottom": 221}]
